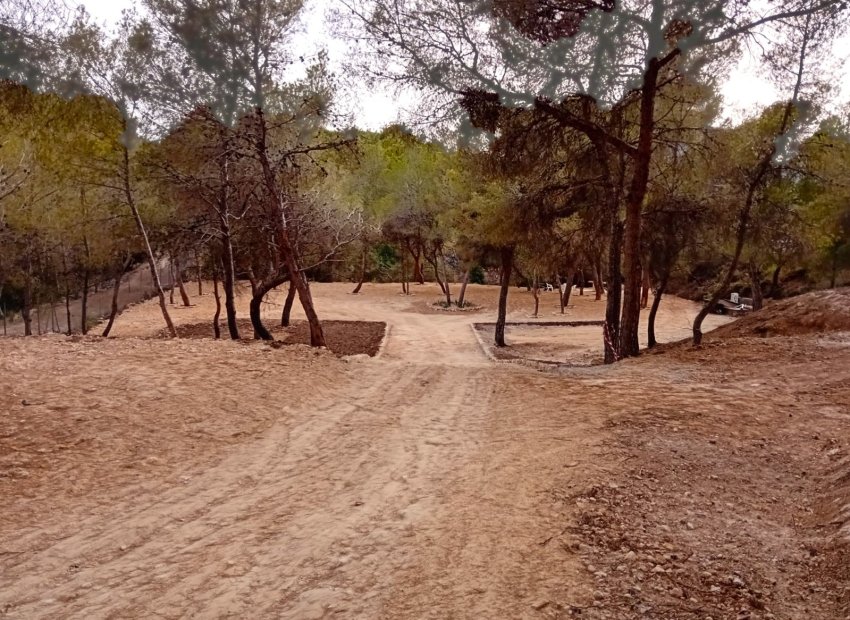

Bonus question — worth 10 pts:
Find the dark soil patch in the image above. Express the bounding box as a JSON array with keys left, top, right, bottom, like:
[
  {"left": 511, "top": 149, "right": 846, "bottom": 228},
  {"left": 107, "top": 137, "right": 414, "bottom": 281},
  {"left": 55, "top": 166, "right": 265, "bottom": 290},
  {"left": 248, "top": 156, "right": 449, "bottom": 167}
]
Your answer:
[{"left": 161, "top": 319, "right": 386, "bottom": 357}]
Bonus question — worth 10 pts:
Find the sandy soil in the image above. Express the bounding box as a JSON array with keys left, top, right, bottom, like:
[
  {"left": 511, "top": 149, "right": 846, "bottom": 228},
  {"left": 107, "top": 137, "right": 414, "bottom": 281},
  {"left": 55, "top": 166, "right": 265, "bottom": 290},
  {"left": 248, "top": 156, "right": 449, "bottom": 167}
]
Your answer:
[{"left": 1, "top": 282, "right": 848, "bottom": 619}]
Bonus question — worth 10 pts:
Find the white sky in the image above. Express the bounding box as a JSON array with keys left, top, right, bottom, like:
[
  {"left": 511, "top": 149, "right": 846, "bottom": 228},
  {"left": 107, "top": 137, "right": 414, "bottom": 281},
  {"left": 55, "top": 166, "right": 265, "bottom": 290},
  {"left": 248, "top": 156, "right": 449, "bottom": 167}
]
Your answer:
[{"left": 79, "top": 0, "right": 850, "bottom": 130}]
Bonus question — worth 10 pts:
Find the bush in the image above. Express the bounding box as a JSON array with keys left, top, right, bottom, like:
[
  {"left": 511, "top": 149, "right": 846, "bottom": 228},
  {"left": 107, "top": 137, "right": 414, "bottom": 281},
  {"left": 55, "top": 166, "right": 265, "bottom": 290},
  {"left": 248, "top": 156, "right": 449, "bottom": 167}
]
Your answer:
[{"left": 469, "top": 264, "right": 485, "bottom": 284}]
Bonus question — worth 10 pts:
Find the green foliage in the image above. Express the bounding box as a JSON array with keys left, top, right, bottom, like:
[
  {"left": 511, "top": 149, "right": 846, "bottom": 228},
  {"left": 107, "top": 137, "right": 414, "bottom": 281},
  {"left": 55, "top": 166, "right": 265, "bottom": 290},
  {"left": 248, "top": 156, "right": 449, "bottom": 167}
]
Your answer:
[{"left": 469, "top": 264, "right": 485, "bottom": 284}]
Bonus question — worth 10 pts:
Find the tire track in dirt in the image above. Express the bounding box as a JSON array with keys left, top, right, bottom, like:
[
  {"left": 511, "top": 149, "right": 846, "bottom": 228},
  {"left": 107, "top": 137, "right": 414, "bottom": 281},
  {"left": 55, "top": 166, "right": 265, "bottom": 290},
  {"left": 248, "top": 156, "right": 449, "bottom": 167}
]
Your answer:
[
  {"left": 1, "top": 286, "right": 601, "bottom": 619},
  {"left": 0, "top": 306, "right": 536, "bottom": 619}
]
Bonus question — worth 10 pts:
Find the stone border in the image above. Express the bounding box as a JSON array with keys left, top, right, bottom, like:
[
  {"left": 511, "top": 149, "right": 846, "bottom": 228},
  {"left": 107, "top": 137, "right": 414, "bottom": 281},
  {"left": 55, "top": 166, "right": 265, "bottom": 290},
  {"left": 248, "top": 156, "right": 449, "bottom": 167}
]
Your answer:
[
  {"left": 373, "top": 323, "right": 392, "bottom": 359},
  {"left": 471, "top": 320, "right": 606, "bottom": 369}
]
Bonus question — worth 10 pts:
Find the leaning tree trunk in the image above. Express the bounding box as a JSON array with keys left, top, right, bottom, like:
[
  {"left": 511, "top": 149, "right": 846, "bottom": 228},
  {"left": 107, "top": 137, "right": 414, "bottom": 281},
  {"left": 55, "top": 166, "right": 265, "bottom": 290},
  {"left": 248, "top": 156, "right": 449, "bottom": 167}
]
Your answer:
[
  {"left": 102, "top": 255, "right": 132, "bottom": 337},
  {"left": 495, "top": 246, "right": 514, "bottom": 348},
  {"left": 594, "top": 259, "right": 605, "bottom": 300},
  {"left": 250, "top": 273, "right": 290, "bottom": 340},
  {"left": 174, "top": 256, "right": 191, "bottom": 307},
  {"left": 212, "top": 269, "right": 222, "bottom": 339},
  {"left": 749, "top": 261, "right": 764, "bottom": 311},
  {"left": 427, "top": 253, "right": 447, "bottom": 296},
  {"left": 647, "top": 271, "right": 669, "bottom": 349},
  {"left": 352, "top": 242, "right": 368, "bottom": 294},
  {"left": 440, "top": 249, "right": 452, "bottom": 306},
  {"left": 693, "top": 161, "right": 769, "bottom": 345},
  {"left": 281, "top": 280, "right": 296, "bottom": 327},
  {"left": 254, "top": 107, "right": 326, "bottom": 348},
  {"left": 563, "top": 276, "right": 574, "bottom": 311},
  {"left": 693, "top": 31, "right": 804, "bottom": 345},
  {"left": 457, "top": 269, "right": 470, "bottom": 307},
  {"left": 121, "top": 145, "right": 176, "bottom": 337}
]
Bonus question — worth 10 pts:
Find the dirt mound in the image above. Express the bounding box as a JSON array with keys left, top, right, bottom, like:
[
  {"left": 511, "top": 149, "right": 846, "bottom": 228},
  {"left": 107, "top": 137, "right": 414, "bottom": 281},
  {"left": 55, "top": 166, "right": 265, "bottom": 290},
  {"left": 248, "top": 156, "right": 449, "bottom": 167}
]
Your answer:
[
  {"left": 712, "top": 288, "right": 850, "bottom": 338},
  {"left": 161, "top": 319, "right": 386, "bottom": 357}
]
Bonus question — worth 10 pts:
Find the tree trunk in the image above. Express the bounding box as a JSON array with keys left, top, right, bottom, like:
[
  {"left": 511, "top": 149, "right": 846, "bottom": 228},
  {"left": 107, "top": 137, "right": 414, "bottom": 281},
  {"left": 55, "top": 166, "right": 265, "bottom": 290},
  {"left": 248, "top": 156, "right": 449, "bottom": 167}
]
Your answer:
[
  {"left": 352, "top": 242, "right": 368, "bottom": 294},
  {"left": 401, "top": 247, "right": 409, "bottom": 294},
  {"left": 495, "top": 246, "right": 514, "bottom": 347},
  {"left": 556, "top": 275, "right": 565, "bottom": 313},
  {"left": 769, "top": 263, "right": 782, "bottom": 298},
  {"left": 102, "top": 255, "right": 132, "bottom": 337},
  {"left": 22, "top": 270, "right": 33, "bottom": 336},
  {"left": 830, "top": 250, "right": 838, "bottom": 288},
  {"left": 251, "top": 273, "right": 289, "bottom": 340},
  {"left": 80, "top": 267, "right": 90, "bottom": 335},
  {"left": 604, "top": 220, "right": 624, "bottom": 364},
  {"left": 594, "top": 259, "right": 605, "bottom": 299},
  {"left": 218, "top": 221, "right": 240, "bottom": 340},
  {"left": 254, "top": 107, "right": 325, "bottom": 348},
  {"left": 281, "top": 279, "right": 296, "bottom": 326},
  {"left": 212, "top": 269, "right": 222, "bottom": 339},
  {"left": 407, "top": 240, "right": 425, "bottom": 285},
  {"left": 578, "top": 268, "right": 585, "bottom": 296},
  {"left": 693, "top": 21, "right": 805, "bottom": 345},
  {"left": 169, "top": 261, "right": 175, "bottom": 305},
  {"left": 195, "top": 249, "right": 203, "bottom": 296},
  {"left": 174, "top": 256, "right": 191, "bottom": 307},
  {"left": 532, "top": 271, "right": 540, "bottom": 318},
  {"left": 64, "top": 288, "right": 72, "bottom": 336},
  {"left": 647, "top": 272, "right": 669, "bottom": 349},
  {"left": 427, "top": 253, "right": 447, "bottom": 296},
  {"left": 441, "top": 249, "right": 452, "bottom": 306},
  {"left": 121, "top": 143, "right": 175, "bottom": 337},
  {"left": 563, "top": 277, "right": 574, "bottom": 311},
  {"left": 640, "top": 264, "right": 651, "bottom": 309},
  {"left": 457, "top": 269, "right": 470, "bottom": 307},
  {"left": 247, "top": 267, "right": 258, "bottom": 296},
  {"left": 749, "top": 261, "right": 764, "bottom": 311},
  {"left": 618, "top": 58, "right": 662, "bottom": 360}
]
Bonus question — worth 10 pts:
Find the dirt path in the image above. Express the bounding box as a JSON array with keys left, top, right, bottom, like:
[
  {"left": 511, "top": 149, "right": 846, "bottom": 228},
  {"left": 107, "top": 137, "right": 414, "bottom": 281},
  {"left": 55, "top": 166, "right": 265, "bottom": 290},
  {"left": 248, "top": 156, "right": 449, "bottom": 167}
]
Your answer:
[
  {"left": 0, "top": 286, "right": 603, "bottom": 618},
  {"left": 3, "top": 284, "right": 847, "bottom": 619}
]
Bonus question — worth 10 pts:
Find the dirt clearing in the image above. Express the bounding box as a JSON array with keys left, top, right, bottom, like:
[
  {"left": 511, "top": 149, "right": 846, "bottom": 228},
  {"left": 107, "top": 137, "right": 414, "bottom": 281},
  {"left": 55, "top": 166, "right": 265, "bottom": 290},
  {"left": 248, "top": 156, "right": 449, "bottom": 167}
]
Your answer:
[{"left": 2, "top": 283, "right": 849, "bottom": 618}]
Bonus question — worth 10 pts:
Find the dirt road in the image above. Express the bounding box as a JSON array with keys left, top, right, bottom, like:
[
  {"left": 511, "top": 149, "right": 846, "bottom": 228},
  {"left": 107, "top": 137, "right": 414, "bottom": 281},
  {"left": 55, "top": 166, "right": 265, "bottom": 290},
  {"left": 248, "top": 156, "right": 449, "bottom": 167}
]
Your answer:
[
  {"left": 0, "top": 284, "right": 605, "bottom": 618},
  {"left": 2, "top": 284, "right": 847, "bottom": 619}
]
